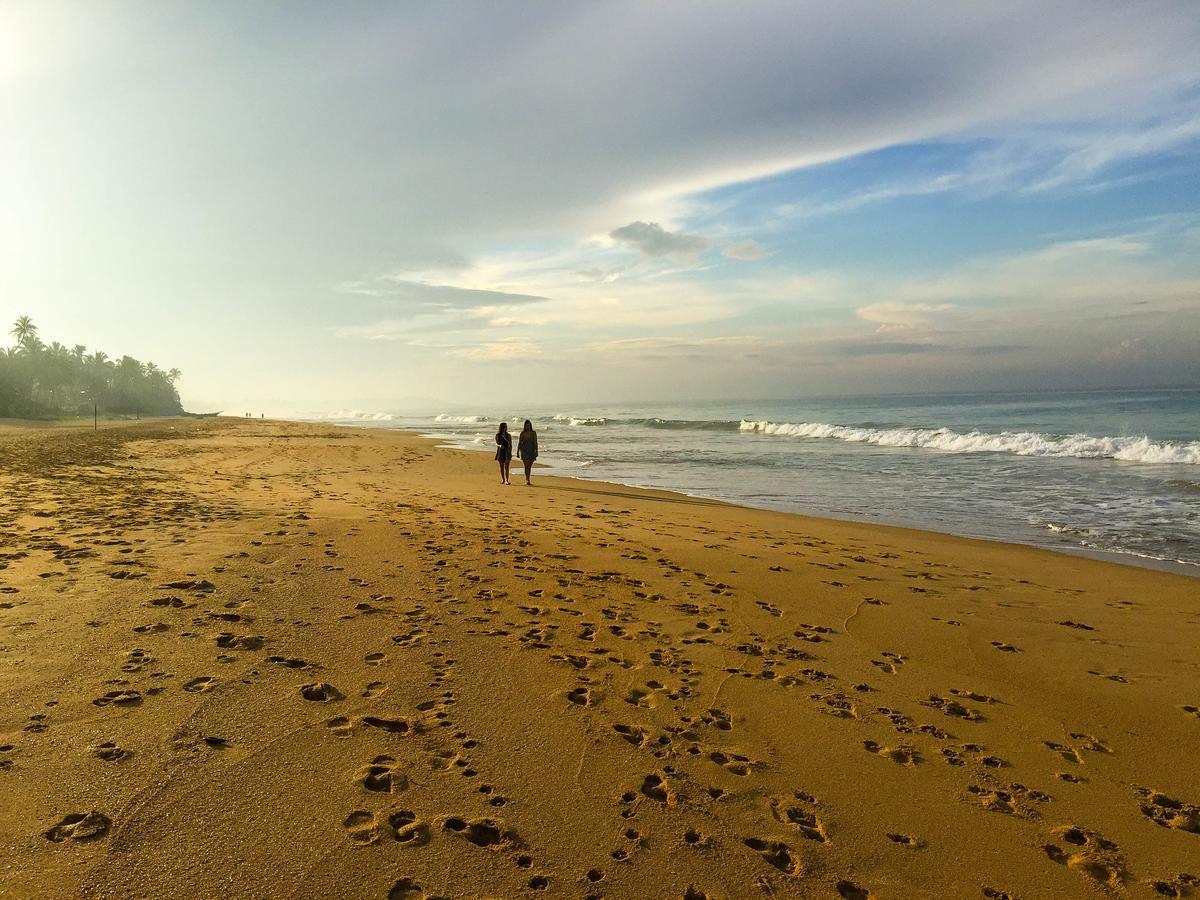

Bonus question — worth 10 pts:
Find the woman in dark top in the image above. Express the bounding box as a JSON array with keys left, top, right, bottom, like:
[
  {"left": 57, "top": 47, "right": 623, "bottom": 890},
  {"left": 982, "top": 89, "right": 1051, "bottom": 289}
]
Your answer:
[
  {"left": 495, "top": 422, "right": 512, "bottom": 485},
  {"left": 517, "top": 419, "right": 538, "bottom": 485}
]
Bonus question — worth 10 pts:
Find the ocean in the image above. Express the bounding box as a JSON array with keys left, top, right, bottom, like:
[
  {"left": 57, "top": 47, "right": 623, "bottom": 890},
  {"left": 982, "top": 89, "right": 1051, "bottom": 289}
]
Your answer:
[{"left": 314, "top": 389, "right": 1200, "bottom": 574}]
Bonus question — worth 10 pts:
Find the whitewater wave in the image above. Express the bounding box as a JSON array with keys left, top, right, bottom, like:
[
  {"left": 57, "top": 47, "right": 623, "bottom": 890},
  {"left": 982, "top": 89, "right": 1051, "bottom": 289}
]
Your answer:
[
  {"left": 326, "top": 410, "right": 397, "bottom": 421},
  {"left": 739, "top": 420, "right": 1200, "bottom": 465},
  {"left": 640, "top": 417, "right": 741, "bottom": 431},
  {"left": 553, "top": 414, "right": 608, "bottom": 426},
  {"left": 435, "top": 413, "right": 488, "bottom": 423}
]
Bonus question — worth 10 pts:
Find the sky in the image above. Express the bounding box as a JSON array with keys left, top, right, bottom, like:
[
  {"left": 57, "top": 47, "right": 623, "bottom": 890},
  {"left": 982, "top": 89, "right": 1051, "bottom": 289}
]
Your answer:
[{"left": 3, "top": 1, "right": 1199, "bottom": 415}]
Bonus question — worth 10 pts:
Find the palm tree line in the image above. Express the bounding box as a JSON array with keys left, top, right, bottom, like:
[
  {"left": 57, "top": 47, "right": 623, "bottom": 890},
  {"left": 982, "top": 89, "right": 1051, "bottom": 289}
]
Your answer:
[{"left": 1, "top": 316, "right": 184, "bottom": 418}]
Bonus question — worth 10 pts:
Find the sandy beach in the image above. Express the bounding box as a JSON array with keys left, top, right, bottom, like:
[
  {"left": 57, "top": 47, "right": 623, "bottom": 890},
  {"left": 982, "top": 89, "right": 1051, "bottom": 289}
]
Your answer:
[{"left": 1, "top": 417, "right": 1197, "bottom": 900}]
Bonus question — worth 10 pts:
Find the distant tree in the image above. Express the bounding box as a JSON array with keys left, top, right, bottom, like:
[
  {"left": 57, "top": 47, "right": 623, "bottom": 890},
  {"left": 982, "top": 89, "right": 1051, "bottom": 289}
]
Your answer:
[
  {"left": 0, "top": 316, "right": 183, "bottom": 418},
  {"left": 10, "top": 315, "right": 37, "bottom": 349}
]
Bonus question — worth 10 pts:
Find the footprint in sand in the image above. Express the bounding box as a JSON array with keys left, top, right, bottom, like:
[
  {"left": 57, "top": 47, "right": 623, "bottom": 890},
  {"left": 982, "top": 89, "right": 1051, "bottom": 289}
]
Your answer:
[
  {"left": 863, "top": 740, "right": 921, "bottom": 766},
  {"left": 701, "top": 708, "right": 733, "bottom": 731},
  {"left": 640, "top": 771, "right": 677, "bottom": 804},
  {"left": 966, "top": 783, "right": 1050, "bottom": 818},
  {"left": 836, "top": 881, "right": 876, "bottom": 899},
  {"left": 267, "top": 655, "right": 311, "bottom": 669},
  {"left": 93, "top": 690, "right": 142, "bottom": 708},
  {"left": 921, "top": 694, "right": 985, "bottom": 721},
  {"left": 357, "top": 755, "right": 407, "bottom": 793},
  {"left": 624, "top": 683, "right": 663, "bottom": 708},
  {"left": 1134, "top": 787, "right": 1200, "bottom": 833},
  {"left": 343, "top": 810, "right": 385, "bottom": 845},
  {"left": 1088, "top": 669, "right": 1130, "bottom": 683},
  {"left": 870, "top": 651, "right": 905, "bottom": 674},
  {"left": 708, "top": 749, "right": 756, "bottom": 777},
  {"left": 388, "top": 809, "right": 429, "bottom": 845},
  {"left": 299, "top": 682, "right": 342, "bottom": 701},
  {"left": 566, "top": 686, "right": 592, "bottom": 706},
  {"left": 388, "top": 878, "right": 427, "bottom": 900},
  {"left": 441, "top": 815, "right": 513, "bottom": 849},
  {"left": 362, "top": 681, "right": 387, "bottom": 698},
  {"left": 742, "top": 837, "right": 800, "bottom": 875},
  {"left": 361, "top": 715, "right": 418, "bottom": 735},
  {"left": 183, "top": 676, "right": 217, "bottom": 693},
  {"left": 44, "top": 811, "right": 111, "bottom": 842},
  {"left": 771, "top": 793, "right": 829, "bottom": 843},
  {"left": 613, "top": 724, "right": 650, "bottom": 748},
  {"left": 214, "top": 633, "right": 264, "bottom": 651},
  {"left": 990, "top": 641, "right": 1021, "bottom": 653},
  {"left": 1042, "top": 825, "right": 1125, "bottom": 890},
  {"left": 88, "top": 741, "right": 132, "bottom": 762}
]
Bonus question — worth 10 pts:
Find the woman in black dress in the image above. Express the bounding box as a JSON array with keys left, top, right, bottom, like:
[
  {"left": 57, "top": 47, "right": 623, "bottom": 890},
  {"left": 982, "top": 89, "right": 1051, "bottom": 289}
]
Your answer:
[
  {"left": 495, "top": 422, "right": 512, "bottom": 485},
  {"left": 517, "top": 419, "right": 538, "bottom": 485}
]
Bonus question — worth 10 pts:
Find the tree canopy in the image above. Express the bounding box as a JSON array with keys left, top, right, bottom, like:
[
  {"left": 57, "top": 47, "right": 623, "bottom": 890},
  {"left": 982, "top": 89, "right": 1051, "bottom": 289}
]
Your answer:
[{"left": 1, "top": 317, "right": 184, "bottom": 418}]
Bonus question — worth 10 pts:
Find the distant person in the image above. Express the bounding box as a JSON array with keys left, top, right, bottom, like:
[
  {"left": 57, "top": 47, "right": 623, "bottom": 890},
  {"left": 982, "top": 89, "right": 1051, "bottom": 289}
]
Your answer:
[
  {"left": 517, "top": 419, "right": 539, "bottom": 485},
  {"left": 495, "top": 422, "right": 512, "bottom": 485}
]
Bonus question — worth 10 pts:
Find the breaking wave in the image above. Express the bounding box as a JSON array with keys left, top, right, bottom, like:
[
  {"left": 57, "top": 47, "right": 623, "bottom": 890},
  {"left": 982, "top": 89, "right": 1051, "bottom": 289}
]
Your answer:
[
  {"left": 639, "top": 417, "right": 741, "bottom": 430},
  {"left": 326, "top": 410, "right": 396, "bottom": 421},
  {"left": 435, "top": 414, "right": 489, "bottom": 423},
  {"left": 553, "top": 414, "right": 608, "bottom": 426},
  {"left": 739, "top": 420, "right": 1200, "bottom": 465}
]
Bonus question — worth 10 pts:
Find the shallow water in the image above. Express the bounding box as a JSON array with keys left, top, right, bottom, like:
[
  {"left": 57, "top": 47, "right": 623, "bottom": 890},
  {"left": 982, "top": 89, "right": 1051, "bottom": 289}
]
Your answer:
[{"left": 313, "top": 389, "right": 1200, "bottom": 573}]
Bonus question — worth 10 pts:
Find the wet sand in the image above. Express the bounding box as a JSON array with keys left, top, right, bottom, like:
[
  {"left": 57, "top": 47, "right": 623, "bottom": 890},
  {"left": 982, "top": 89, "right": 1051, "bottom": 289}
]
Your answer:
[{"left": 1, "top": 418, "right": 1197, "bottom": 899}]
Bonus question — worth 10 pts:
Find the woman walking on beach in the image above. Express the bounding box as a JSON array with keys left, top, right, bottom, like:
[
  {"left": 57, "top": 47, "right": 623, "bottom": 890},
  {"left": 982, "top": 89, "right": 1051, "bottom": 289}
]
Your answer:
[
  {"left": 517, "top": 419, "right": 539, "bottom": 485},
  {"left": 495, "top": 422, "right": 512, "bottom": 485}
]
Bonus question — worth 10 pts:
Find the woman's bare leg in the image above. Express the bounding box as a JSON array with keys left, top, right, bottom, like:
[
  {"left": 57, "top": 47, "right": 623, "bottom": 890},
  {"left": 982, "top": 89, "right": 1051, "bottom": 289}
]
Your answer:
[
  {"left": 498, "top": 460, "right": 507, "bottom": 483},
  {"left": 524, "top": 461, "right": 532, "bottom": 484}
]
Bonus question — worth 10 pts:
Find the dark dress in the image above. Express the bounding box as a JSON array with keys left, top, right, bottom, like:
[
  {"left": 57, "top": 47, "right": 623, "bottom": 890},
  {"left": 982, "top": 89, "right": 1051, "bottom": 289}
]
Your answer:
[
  {"left": 518, "top": 431, "right": 538, "bottom": 462},
  {"left": 495, "top": 432, "right": 512, "bottom": 461}
]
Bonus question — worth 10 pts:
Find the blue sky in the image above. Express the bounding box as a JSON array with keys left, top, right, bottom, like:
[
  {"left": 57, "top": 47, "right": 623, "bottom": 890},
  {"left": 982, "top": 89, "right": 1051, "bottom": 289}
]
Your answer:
[{"left": 2, "top": 1, "right": 1198, "bottom": 414}]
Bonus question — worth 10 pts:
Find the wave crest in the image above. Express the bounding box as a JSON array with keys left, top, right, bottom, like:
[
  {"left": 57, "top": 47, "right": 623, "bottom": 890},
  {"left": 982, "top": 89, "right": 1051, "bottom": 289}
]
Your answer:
[
  {"left": 326, "top": 410, "right": 396, "bottom": 421},
  {"left": 435, "top": 414, "right": 488, "bottom": 423},
  {"left": 553, "top": 414, "right": 608, "bottom": 426},
  {"left": 739, "top": 420, "right": 1200, "bottom": 465}
]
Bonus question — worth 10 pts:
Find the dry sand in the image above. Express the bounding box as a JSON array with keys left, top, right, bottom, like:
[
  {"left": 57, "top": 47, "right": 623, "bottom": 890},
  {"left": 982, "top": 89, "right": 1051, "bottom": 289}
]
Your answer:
[{"left": 1, "top": 418, "right": 1197, "bottom": 899}]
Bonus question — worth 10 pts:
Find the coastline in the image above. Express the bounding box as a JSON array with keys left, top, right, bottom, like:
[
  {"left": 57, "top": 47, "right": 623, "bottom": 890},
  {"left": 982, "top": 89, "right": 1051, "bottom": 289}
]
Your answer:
[
  {"left": 2, "top": 417, "right": 1198, "bottom": 898},
  {"left": 396, "top": 423, "right": 1200, "bottom": 579}
]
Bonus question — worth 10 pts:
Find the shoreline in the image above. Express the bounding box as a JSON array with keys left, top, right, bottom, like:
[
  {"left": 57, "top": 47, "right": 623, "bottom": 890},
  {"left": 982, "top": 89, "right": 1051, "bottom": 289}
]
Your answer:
[
  {"left": 3, "top": 417, "right": 1198, "bottom": 899},
  {"left": 381, "top": 422, "right": 1200, "bottom": 580}
]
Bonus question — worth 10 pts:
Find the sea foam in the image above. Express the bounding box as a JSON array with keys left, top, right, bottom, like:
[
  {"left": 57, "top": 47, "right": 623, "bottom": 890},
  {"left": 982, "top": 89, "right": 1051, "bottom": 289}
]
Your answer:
[
  {"left": 552, "top": 414, "right": 608, "bottom": 426},
  {"left": 326, "top": 410, "right": 396, "bottom": 421},
  {"left": 739, "top": 420, "right": 1200, "bottom": 465}
]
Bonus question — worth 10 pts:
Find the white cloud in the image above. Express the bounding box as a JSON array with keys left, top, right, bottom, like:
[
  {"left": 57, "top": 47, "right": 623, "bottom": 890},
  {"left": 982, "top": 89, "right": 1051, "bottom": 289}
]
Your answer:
[
  {"left": 854, "top": 302, "right": 957, "bottom": 333},
  {"left": 448, "top": 339, "right": 540, "bottom": 361}
]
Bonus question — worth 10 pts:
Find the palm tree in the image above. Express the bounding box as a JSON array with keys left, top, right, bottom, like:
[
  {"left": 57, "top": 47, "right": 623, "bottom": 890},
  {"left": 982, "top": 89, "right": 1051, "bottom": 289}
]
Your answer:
[
  {"left": 1, "top": 315, "right": 183, "bottom": 417},
  {"left": 10, "top": 316, "right": 37, "bottom": 349}
]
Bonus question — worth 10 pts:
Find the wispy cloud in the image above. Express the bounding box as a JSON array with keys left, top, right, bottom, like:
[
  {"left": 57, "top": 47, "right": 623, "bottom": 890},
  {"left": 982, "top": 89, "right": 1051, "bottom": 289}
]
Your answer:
[
  {"left": 721, "top": 239, "right": 769, "bottom": 261},
  {"left": 855, "top": 302, "right": 957, "bottom": 334},
  {"left": 448, "top": 338, "right": 541, "bottom": 361}
]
